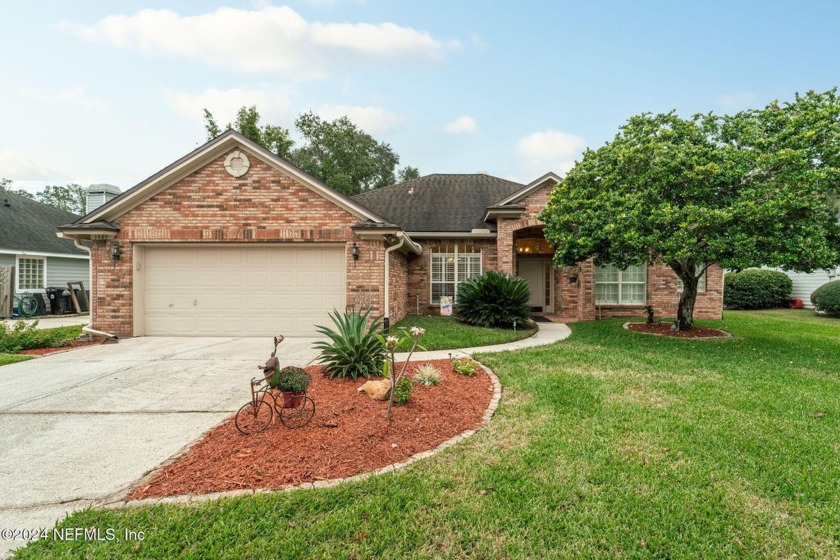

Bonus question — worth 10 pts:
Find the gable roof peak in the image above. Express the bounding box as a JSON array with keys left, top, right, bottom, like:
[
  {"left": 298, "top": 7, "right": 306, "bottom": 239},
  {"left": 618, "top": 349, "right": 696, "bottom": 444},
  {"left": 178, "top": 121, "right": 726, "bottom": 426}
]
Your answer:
[
  {"left": 75, "top": 128, "right": 388, "bottom": 226},
  {"left": 492, "top": 171, "right": 563, "bottom": 207}
]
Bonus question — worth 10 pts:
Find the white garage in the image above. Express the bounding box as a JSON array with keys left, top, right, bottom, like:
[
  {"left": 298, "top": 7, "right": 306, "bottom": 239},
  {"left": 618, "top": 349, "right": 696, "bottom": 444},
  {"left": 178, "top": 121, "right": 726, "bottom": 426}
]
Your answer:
[{"left": 134, "top": 244, "right": 345, "bottom": 336}]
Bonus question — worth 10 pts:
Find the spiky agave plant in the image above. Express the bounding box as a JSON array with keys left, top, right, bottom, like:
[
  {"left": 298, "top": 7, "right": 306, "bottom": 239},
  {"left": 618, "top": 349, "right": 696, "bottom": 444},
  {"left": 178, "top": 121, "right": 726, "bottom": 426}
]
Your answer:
[
  {"left": 313, "top": 309, "right": 385, "bottom": 379},
  {"left": 455, "top": 270, "right": 531, "bottom": 328}
]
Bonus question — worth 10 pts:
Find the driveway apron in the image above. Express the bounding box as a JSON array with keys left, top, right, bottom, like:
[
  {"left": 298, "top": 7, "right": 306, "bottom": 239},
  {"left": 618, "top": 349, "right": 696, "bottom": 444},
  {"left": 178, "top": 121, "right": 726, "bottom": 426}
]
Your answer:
[{"left": 0, "top": 336, "right": 321, "bottom": 558}]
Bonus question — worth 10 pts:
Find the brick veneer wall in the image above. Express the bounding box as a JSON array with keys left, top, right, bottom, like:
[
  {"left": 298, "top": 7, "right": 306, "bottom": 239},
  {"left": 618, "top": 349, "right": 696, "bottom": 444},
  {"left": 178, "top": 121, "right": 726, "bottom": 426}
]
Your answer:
[
  {"left": 91, "top": 150, "right": 388, "bottom": 336},
  {"left": 405, "top": 238, "right": 497, "bottom": 315},
  {"left": 387, "top": 250, "right": 409, "bottom": 325},
  {"left": 479, "top": 181, "right": 724, "bottom": 322},
  {"left": 556, "top": 261, "right": 724, "bottom": 321}
]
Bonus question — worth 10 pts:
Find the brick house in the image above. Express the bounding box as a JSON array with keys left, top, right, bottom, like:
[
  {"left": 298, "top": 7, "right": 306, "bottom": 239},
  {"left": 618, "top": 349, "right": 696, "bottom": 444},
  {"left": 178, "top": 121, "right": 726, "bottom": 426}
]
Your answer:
[{"left": 58, "top": 130, "right": 722, "bottom": 337}]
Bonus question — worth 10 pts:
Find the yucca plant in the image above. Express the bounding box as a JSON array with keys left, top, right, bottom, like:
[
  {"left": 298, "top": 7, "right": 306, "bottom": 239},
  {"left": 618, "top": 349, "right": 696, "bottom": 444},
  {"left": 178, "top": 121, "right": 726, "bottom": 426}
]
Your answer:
[
  {"left": 413, "top": 363, "right": 442, "bottom": 386},
  {"left": 456, "top": 270, "right": 531, "bottom": 328},
  {"left": 314, "top": 309, "right": 385, "bottom": 380}
]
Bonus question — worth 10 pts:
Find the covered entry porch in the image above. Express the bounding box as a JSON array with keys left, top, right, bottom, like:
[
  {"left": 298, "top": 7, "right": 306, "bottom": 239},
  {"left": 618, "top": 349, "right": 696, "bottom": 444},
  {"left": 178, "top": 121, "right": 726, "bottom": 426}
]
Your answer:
[{"left": 514, "top": 226, "right": 556, "bottom": 313}]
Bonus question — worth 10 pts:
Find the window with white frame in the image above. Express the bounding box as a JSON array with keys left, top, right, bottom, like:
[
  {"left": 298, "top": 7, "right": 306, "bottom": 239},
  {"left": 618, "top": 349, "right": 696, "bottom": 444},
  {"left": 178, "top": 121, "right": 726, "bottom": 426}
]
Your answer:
[
  {"left": 17, "top": 257, "right": 45, "bottom": 291},
  {"left": 430, "top": 243, "right": 481, "bottom": 304},
  {"left": 595, "top": 263, "right": 646, "bottom": 304}
]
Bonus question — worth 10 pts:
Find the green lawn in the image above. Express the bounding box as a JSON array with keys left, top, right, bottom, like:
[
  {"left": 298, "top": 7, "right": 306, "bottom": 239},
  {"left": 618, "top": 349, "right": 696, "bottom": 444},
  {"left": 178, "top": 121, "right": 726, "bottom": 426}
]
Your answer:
[
  {"left": 0, "top": 353, "right": 32, "bottom": 366},
  {"left": 16, "top": 310, "right": 840, "bottom": 559},
  {"left": 391, "top": 315, "right": 537, "bottom": 350}
]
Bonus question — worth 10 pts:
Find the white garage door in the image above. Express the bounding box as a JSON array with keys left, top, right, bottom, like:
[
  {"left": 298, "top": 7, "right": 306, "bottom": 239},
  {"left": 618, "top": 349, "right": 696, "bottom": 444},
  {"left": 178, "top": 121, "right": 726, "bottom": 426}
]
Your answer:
[{"left": 140, "top": 245, "right": 345, "bottom": 336}]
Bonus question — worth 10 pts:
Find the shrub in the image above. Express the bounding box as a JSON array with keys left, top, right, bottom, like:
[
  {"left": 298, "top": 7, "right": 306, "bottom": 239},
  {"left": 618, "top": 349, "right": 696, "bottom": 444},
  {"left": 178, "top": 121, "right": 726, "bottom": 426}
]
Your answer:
[
  {"left": 314, "top": 309, "right": 385, "bottom": 380},
  {"left": 275, "top": 366, "right": 311, "bottom": 393},
  {"left": 724, "top": 269, "right": 792, "bottom": 309},
  {"left": 413, "top": 363, "right": 442, "bottom": 386},
  {"left": 811, "top": 280, "right": 840, "bottom": 315},
  {"left": 392, "top": 376, "right": 413, "bottom": 406},
  {"left": 452, "top": 357, "right": 477, "bottom": 376},
  {"left": 0, "top": 320, "right": 79, "bottom": 353},
  {"left": 456, "top": 270, "right": 531, "bottom": 328}
]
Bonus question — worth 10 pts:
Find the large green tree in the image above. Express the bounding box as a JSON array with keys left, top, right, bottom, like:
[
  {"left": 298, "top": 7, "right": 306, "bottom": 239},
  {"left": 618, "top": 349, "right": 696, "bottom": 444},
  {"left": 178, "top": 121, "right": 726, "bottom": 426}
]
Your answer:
[
  {"left": 292, "top": 111, "right": 400, "bottom": 195},
  {"left": 35, "top": 184, "right": 86, "bottom": 214},
  {"left": 1, "top": 179, "right": 86, "bottom": 215},
  {"left": 541, "top": 89, "right": 840, "bottom": 330},
  {"left": 204, "top": 107, "right": 294, "bottom": 159},
  {"left": 203, "top": 107, "right": 417, "bottom": 196},
  {"left": 0, "top": 177, "right": 34, "bottom": 200}
]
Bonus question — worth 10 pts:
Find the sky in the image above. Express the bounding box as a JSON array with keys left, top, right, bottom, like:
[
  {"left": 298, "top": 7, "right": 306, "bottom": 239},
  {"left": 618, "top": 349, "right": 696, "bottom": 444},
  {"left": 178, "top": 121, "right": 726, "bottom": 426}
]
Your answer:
[{"left": 2, "top": 1, "right": 839, "bottom": 194}]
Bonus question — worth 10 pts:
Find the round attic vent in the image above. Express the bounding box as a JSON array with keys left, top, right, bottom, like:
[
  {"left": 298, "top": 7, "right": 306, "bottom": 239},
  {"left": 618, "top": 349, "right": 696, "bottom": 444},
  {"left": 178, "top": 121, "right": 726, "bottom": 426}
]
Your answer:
[{"left": 224, "top": 150, "right": 250, "bottom": 178}]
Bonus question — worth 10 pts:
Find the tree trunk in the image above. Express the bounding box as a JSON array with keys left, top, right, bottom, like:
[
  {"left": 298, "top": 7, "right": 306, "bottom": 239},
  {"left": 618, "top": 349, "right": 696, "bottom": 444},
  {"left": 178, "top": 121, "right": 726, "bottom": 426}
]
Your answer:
[{"left": 675, "top": 269, "right": 698, "bottom": 331}]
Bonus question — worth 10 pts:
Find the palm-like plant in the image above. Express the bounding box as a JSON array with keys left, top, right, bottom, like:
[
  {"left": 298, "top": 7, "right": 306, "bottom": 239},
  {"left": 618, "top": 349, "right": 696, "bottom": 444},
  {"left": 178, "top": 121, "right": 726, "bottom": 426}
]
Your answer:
[
  {"left": 456, "top": 271, "right": 531, "bottom": 328},
  {"left": 314, "top": 309, "right": 385, "bottom": 379}
]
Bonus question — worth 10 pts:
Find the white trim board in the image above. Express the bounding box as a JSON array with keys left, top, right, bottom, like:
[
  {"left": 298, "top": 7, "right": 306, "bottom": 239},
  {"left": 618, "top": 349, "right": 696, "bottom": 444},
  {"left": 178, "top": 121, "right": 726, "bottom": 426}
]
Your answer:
[{"left": 0, "top": 249, "right": 89, "bottom": 260}]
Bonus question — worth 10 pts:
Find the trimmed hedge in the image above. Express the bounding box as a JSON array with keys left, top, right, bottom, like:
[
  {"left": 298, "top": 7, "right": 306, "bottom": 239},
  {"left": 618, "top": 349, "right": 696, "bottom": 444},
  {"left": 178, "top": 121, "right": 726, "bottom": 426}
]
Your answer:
[
  {"left": 724, "top": 269, "right": 792, "bottom": 309},
  {"left": 811, "top": 280, "right": 840, "bottom": 315}
]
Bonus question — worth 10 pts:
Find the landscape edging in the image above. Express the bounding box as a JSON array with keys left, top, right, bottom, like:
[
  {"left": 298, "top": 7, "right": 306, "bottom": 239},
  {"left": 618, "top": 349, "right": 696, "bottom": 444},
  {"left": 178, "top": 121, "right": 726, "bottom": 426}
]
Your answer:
[{"left": 101, "top": 361, "right": 503, "bottom": 510}]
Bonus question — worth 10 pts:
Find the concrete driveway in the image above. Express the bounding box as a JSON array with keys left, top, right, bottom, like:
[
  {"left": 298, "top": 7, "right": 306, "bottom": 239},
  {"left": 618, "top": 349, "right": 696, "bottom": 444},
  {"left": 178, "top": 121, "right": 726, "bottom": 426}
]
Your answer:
[{"left": 0, "top": 336, "right": 322, "bottom": 558}]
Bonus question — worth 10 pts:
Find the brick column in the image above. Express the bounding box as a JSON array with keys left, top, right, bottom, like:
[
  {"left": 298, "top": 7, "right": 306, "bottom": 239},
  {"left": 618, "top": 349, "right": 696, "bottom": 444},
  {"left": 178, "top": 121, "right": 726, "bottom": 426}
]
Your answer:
[{"left": 497, "top": 219, "right": 515, "bottom": 274}]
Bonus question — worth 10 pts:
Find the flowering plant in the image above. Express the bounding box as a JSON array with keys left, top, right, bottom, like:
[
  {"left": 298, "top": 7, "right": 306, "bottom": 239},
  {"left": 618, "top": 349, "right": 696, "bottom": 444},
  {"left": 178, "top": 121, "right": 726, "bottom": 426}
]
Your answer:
[{"left": 377, "top": 326, "right": 426, "bottom": 421}]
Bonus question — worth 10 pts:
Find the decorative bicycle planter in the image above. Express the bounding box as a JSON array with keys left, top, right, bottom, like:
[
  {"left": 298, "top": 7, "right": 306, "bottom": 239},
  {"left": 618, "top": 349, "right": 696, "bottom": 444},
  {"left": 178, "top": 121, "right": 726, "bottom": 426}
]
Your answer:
[{"left": 234, "top": 336, "right": 315, "bottom": 435}]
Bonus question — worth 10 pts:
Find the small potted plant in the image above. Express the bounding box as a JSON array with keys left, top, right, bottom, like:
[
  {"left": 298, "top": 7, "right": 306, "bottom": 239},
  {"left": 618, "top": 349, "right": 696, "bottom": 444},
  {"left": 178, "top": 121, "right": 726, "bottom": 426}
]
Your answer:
[{"left": 275, "top": 366, "right": 311, "bottom": 408}]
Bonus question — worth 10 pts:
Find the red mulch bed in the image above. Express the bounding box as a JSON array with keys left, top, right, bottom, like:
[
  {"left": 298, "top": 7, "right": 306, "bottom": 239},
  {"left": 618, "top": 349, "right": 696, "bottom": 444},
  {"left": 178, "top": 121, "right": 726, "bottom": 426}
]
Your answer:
[
  {"left": 129, "top": 359, "right": 492, "bottom": 499},
  {"left": 626, "top": 322, "right": 730, "bottom": 338},
  {"left": 18, "top": 338, "right": 105, "bottom": 356}
]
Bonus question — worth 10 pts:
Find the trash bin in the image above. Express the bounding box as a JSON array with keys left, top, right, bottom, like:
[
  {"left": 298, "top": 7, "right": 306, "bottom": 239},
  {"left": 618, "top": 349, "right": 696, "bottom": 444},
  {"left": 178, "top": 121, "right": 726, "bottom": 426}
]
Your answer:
[{"left": 45, "top": 287, "right": 72, "bottom": 315}]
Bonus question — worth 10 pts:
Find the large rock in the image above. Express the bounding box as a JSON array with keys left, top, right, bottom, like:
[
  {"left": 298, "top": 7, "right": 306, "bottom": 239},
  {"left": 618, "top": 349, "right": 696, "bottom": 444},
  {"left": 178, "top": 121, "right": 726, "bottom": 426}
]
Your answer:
[{"left": 357, "top": 378, "right": 392, "bottom": 401}]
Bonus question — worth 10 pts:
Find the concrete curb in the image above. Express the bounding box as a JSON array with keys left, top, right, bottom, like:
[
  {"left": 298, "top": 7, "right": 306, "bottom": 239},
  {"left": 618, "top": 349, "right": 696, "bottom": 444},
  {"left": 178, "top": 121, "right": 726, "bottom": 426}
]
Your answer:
[{"left": 100, "top": 361, "right": 504, "bottom": 510}]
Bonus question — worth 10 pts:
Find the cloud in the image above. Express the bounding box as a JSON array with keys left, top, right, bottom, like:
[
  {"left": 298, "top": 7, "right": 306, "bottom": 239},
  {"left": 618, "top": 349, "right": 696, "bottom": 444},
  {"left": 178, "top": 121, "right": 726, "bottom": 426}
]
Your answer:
[
  {"left": 517, "top": 130, "right": 586, "bottom": 177},
  {"left": 716, "top": 91, "right": 758, "bottom": 110},
  {"left": 165, "top": 87, "right": 293, "bottom": 123},
  {"left": 443, "top": 115, "right": 477, "bottom": 134},
  {"left": 18, "top": 86, "right": 109, "bottom": 114},
  {"left": 60, "top": 6, "right": 454, "bottom": 79},
  {"left": 316, "top": 104, "right": 404, "bottom": 134},
  {"left": 0, "top": 148, "right": 68, "bottom": 181}
]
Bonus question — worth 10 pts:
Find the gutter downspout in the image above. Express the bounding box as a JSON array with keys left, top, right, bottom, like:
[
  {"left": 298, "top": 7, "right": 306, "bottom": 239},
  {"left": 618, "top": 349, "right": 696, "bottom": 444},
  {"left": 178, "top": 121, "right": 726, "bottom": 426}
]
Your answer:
[
  {"left": 383, "top": 232, "right": 407, "bottom": 331},
  {"left": 70, "top": 238, "right": 118, "bottom": 340}
]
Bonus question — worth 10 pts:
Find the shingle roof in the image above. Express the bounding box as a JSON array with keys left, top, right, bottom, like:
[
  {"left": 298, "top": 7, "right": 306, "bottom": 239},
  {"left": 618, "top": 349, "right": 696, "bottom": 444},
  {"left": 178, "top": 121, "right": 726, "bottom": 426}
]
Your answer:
[
  {"left": 351, "top": 174, "right": 524, "bottom": 232},
  {"left": 0, "top": 190, "right": 86, "bottom": 256}
]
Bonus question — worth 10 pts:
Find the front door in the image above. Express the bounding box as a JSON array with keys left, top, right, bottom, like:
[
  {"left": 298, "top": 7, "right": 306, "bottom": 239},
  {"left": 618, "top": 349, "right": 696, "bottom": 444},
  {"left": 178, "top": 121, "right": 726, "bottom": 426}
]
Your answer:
[{"left": 519, "top": 259, "right": 546, "bottom": 312}]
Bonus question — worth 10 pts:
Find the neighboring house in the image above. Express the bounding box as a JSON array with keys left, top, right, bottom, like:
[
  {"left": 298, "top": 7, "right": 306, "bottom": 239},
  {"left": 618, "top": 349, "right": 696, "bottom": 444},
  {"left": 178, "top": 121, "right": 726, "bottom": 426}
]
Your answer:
[
  {"left": 770, "top": 268, "right": 840, "bottom": 309},
  {"left": 58, "top": 130, "right": 723, "bottom": 338},
  {"left": 0, "top": 190, "right": 90, "bottom": 311}
]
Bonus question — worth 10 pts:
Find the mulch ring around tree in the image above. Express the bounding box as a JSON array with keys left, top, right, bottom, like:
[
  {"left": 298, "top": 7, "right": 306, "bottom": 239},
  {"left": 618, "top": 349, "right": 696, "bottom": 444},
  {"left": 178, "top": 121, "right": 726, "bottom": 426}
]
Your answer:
[
  {"left": 129, "top": 359, "right": 492, "bottom": 499},
  {"left": 625, "top": 322, "right": 731, "bottom": 339}
]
